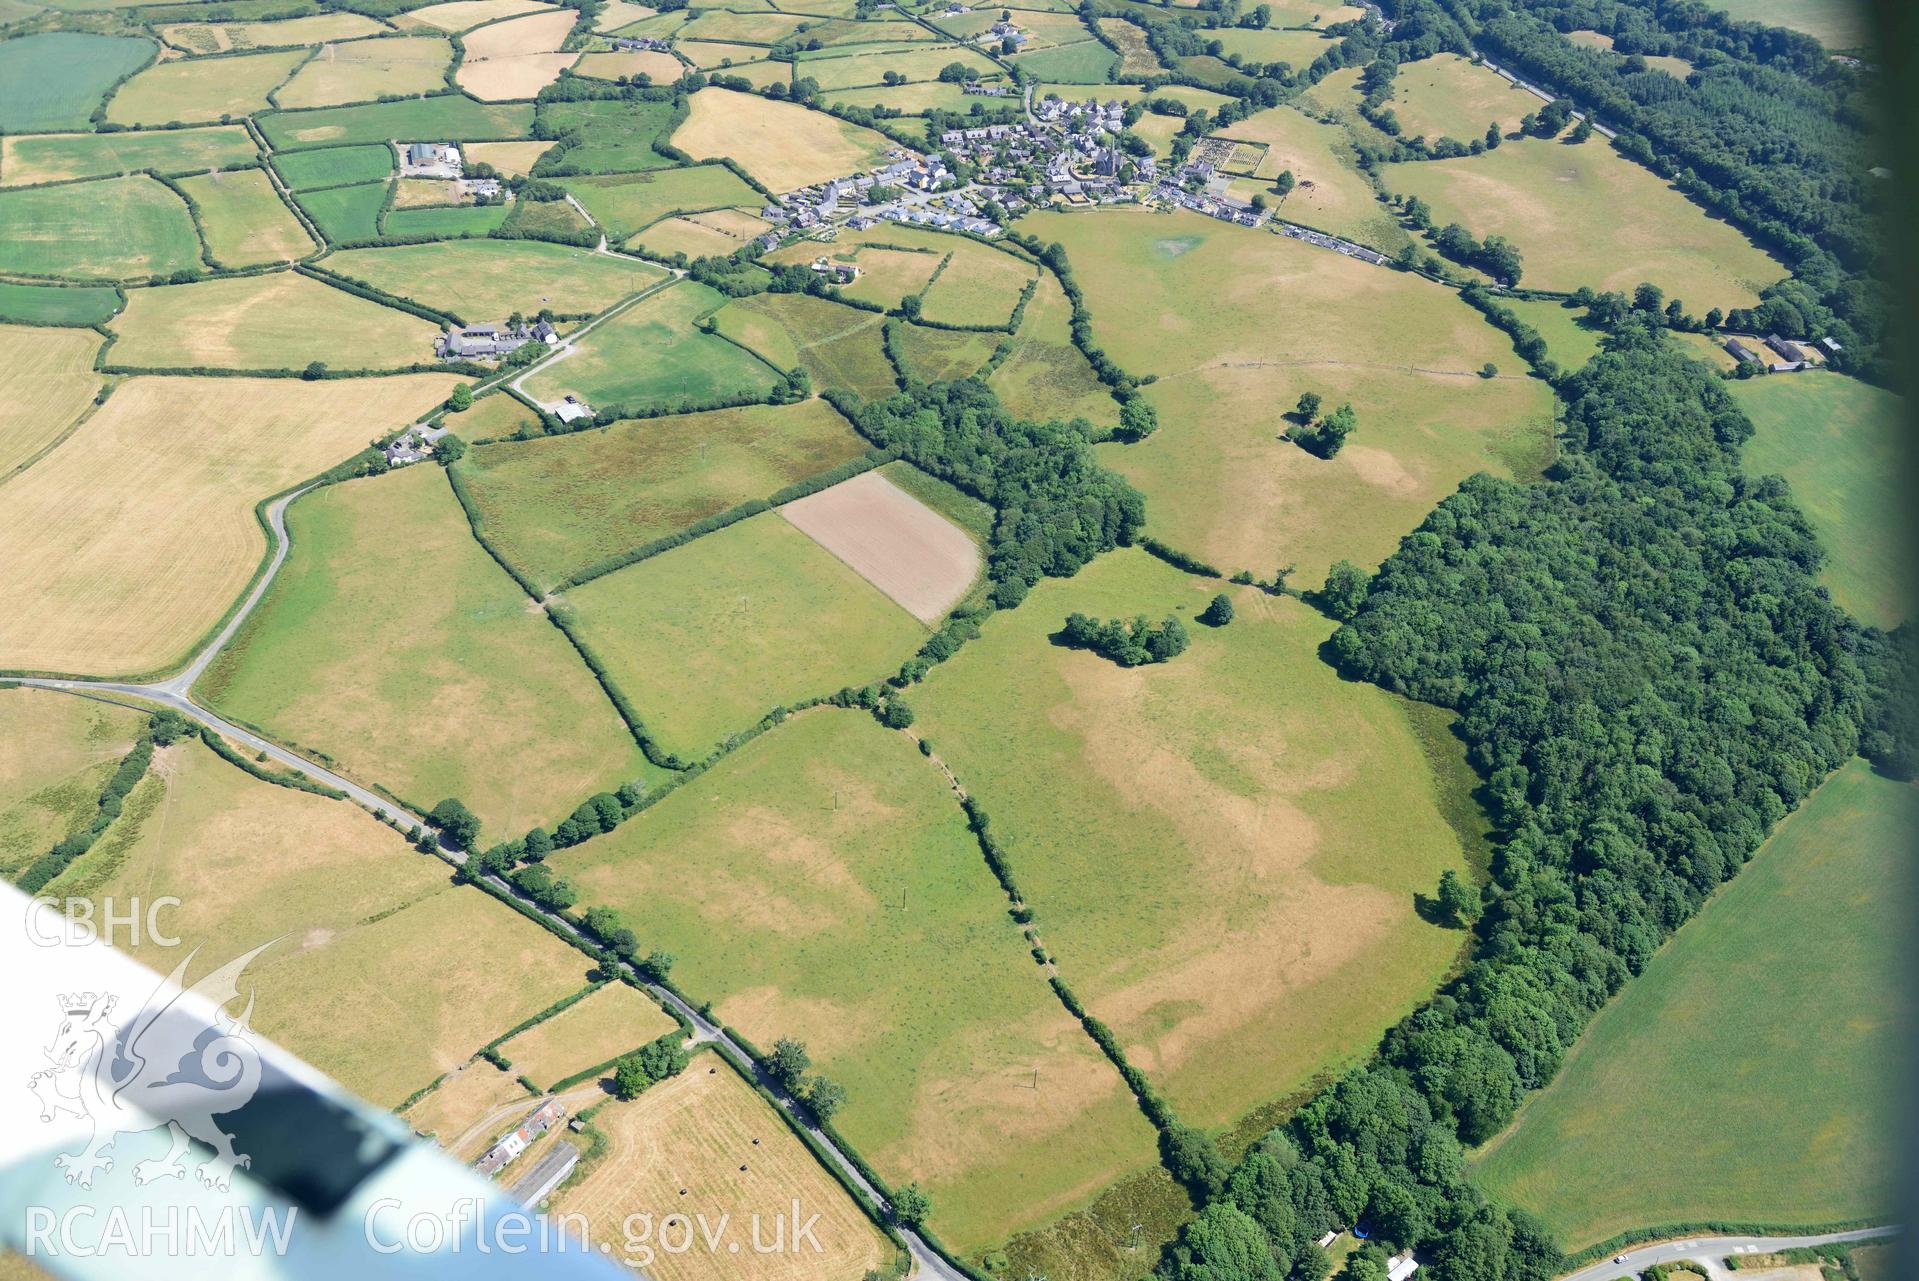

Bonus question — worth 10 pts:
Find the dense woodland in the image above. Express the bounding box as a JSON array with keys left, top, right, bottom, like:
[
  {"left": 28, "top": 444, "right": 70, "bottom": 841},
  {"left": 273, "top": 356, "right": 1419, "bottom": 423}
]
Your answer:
[
  {"left": 833, "top": 380, "right": 1146, "bottom": 606},
  {"left": 1158, "top": 332, "right": 1909, "bottom": 1281}
]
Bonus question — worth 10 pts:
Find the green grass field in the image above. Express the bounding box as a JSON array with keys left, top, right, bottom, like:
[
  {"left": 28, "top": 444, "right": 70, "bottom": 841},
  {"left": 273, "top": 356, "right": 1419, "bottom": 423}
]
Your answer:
[
  {"left": 1206, "top": 26, "right": 1335, "bottom": 67},
  {"left": 43, "top": 736, "right": 593, "bottom": 1106},
  {"left": 0, "top": 125, "right": 255, "bottom": 187},
  {"left": 107, "top": 47, "right": 305, "bottom": 125},
  {"left": 552, "top": 709, "right": 1161, "bottom": 1252},
  {"left": 560, "top": 511, "right": 927, "bottom": 759},
  {"left": 198, "top": 463, "right": 650, "bottom": 836},
  {"left": 1009, "top": 39, "right": 1117, "bottom": 83},
  {"left": 1471, "top": 758, "right": 1911, "bottom": 1247},
  {"left": 800, "top": 44, "right": 999, "bottom": 91},
  {"left": 259, "top": 95, "right": 533, "bottom": 149},
  {"left": 0, "top": 32, "right": 154, "bottom": 132},
  {"left": 0, "top": 281, "right": 122, "bottom": 326},
  {"left": 522, "top": 280, "right": 781, "bottom": 413},
  {"left": 109, "top": 271, "right": 438, "bottom": 370},
  {"left": 381, "top": 203, "right": 511, "bottom": 238},
  {"left": 1023, "top": 209, "right": 1553, "bottom": 586},
  {"left": 1501, "top": 296, "right": 1603, "bottom": 372},
  {"left": 561, "top": 163, "right": 762, "bottom": 241},
  {"left": 458, "top": 398, "right": 869, "bottom": 588},
  {"left": 296, "top": 179, "right": 387, "bottom": 241},
  {"left": 270, "top": 142, "right": 393, "bottom": 191},
  {"left": 912, "top": 549, "right": 1472, "bottom": 1130},
  {"left": 710, "top": 293, "right": 898, "bottom": 401},
  {"left": 177, "top": 168, "right": 317, "bottom": 268},
  {"left": 0, "top": 176, "right": 202, "bottom": 281},
  {"left": 920, "top": 241, "right": 1038, "bottom": 328},
  {"left": 894, "top": 322, "right": 999, "bottom": 383},
  {"left": 1732, "top": 371, "right": 1910, "bottom": 630},
  {"left": 1386, "top": 137, "right": 1784, "bottom": 308},
  {"left": 986, "top": 273, "right": 1120, "bottom": 430},
  {"left": 1385, "top": 52, "right": 1542, "bottom": 141},
  {"left": 535, "top": 97, "right": 682, "bottom": 173},
  {"left": 326, "top": 238, "right": 665, "bottom": 324}
]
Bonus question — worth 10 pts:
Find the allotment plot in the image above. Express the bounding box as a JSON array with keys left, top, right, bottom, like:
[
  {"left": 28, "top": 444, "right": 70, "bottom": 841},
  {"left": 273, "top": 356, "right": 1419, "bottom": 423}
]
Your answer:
[{"left": 778, "top": 471, "right": 980, "bottom": 624}]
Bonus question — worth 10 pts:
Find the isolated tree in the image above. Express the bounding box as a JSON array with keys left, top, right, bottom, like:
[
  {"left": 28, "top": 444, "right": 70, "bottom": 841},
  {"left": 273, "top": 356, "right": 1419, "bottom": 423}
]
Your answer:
[
  {"left": 613, "top": 1053, "right": 653, "bottom": 1100},
  {"left": 1117, "top": 396, "right": 1158, "bottom": 440},
  {"left": 1319, "top": 560, "right": 1368, "bottom": 620},
  {"left": 432, "top": 433, "right": 467, "bottom": 465},
  {"left": 1480, "top": 362, "right": 1499, "bottom": 379},
  {"left": 447, "top": 383, "right": 473, "bottom": 412},
  {"left": 891, "top": 1182, "right": 932, "bottom": 1227},
  {"left": 1568, "top": 115, "right": 1593, "bottom": 143},
  {"left": 1437, "top": 868, "right": 1479, "bottom": 926},
  {"left": 1484, "top": 121, "right": 1500, "bottom": 149},
  {"left": 769, "top": 1037, "right": 811, "bottom": 1091},
  {"left": 1272, "top": 168, "right": 1295, "bottom": 197},
  {"left": 1199, "top": 593, "right": 1235, "bottom": 627},
  {"left": 640, "top": 949, "right": 674, "bottom": 980},
  {"left": 1295, "top": 390, "right": 1321, "bottom": 420},
  {"left": 428, "top": 797, "right": 481, "bottom": 849},
  {"left": 806, "top": 1076, "right": 847, "bottom": 1121}
]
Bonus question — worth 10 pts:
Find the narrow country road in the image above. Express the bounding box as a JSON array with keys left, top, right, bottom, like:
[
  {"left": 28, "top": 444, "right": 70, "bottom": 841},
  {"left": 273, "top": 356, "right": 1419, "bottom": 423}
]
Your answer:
[{"left": 1556, "top": 1227, "right": 1897, "bottom": 1281}]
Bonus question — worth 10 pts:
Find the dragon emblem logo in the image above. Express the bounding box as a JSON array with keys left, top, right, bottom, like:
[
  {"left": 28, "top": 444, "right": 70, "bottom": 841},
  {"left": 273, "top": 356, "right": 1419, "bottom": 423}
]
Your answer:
[{"left": 27, "top": 942, "right": 274, "bottom": 1193}]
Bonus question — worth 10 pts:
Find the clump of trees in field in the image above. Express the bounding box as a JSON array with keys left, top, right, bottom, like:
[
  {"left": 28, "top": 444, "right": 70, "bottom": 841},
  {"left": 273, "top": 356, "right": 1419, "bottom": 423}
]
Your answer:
[
  {"left": 1287, "top": 394, "right": 1357, "bottom": 459},
  {"left": 1159, "top": 335, "right": 1910, "bottom": 1280},
  {"left": 612, "top": 1032, "right": 690, "bottom": 1100},
  {"left": 1060, "top": 612, "right": 1190, "bottom": 666}
]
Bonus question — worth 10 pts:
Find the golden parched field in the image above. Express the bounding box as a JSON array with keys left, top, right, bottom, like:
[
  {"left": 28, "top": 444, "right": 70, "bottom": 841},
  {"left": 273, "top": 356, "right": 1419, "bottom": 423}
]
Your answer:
[
  {"left": 460, "top": 6, "right": 576, "bottom": 56},
  {"left": 552, "top": 1062, "right": 895, "bottom": 1281},
  {"left": 109, "top": 271, "right": 441, "bottom": 370},
  {"left": 458, "top": 52, "right": 582, "bottom": 100},
  {"left": 107, "top": 48, "right": 308, "bottom": 125},
  {"left": 404, "top": 1059, "right": 540, "bottom": 1161},
  {"left": 461, "top": 139, "right": 555, "bottom": 175},
  {"left": 274, "top": 35, "right": 455, "bottom": 110},
  {"left": 497, "top": 981, "right": 679, "bottom": 1089},
  {"left": 0, "top": 372, "right": 456, "bottom": 676},
  {"left": 1024, "top": 209, "right": 1553, "bottom": 586},
  {"left": 671, "top": 87, "right": 899, "bottom": 193},
  {"left": 158, "top": 12, "right": 387, "bottom": 54},
  {"left": 44, "top": 736, "right": 593, "bottom": 1106},
  {"left": 392, "top": 0, "right": 552, "bottom": 33},
  {"left": 0, "top": 322, "right": 101, "bottom": 478}
]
